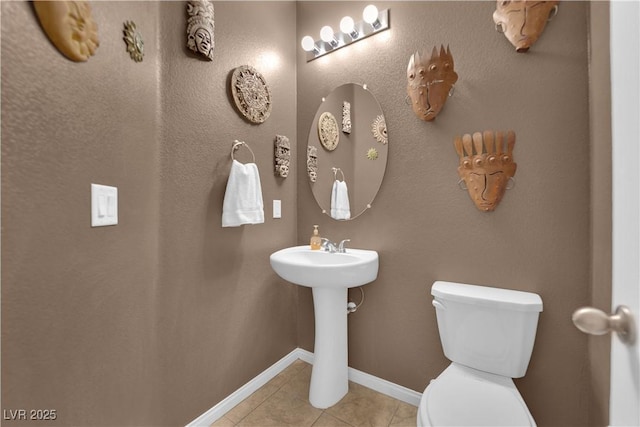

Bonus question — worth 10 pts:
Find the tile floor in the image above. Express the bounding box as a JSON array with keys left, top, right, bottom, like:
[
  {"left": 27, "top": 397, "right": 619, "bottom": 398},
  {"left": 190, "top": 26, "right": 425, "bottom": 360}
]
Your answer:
[{"left": 210, "top": 359, "right": 418, "bottom": 427}]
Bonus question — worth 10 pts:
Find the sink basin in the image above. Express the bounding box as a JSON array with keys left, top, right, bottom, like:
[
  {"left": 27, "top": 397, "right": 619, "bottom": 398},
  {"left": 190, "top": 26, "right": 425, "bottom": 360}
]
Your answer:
[
  {"left": 270, "top": 245, "right": 379, "bottom": 409},
  {"left": 270, "top": 245, "right": 378, "bottom": 288}
]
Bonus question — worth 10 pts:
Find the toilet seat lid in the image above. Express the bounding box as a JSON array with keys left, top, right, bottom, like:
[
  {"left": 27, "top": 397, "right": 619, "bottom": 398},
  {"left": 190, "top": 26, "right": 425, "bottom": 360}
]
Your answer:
[{"left": 424, "top": 364, "right": 534, "bottom": 426}]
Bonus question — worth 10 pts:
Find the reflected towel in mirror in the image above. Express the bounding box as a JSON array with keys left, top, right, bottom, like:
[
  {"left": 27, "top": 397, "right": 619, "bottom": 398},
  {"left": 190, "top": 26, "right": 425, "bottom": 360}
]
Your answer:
[
  {"left": 222, "top": 160, "right": 264, "bottom": 227},
  {"left": 331, "top": 180, "right": 351, "bottom": 220}
]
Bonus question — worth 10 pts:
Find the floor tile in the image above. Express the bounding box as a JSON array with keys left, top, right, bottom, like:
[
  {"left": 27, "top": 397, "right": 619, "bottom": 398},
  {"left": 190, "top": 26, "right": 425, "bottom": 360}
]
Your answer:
[
  {"left": 325, "top": 382, "right": 400, "bottom": 427},
  {"left": 213, "top": 359, "right": 418, "bottom": 427},
  {"left": 209, "top": 415, "right": 235, "bottom": 427},
  {"left": 279, "top": 363, "right": 313, "bottom": 400},
  {"left": 236, "top": 388, "right": 323, "bottom": 427},
  {"left": 311, "top": 412, "right": 354, "bottom": 427},
  {"left": 389, "top": 401, "right": 418, "bottom": 427},
  {"left": 225, "top": 381, "right": 281, "bottom": 423},
  {"left": 268, "top": 359, "right": 308, "bottom": 388}
]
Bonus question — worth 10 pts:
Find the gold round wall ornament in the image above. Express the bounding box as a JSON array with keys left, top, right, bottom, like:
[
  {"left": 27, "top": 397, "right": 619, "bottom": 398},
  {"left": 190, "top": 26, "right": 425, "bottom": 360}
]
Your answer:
[
  {"left": 230, "top": 65, "right": 272, "bottom": 124},
  {"left": 318, "top": 112, "right": 339, "bottom": 151}
]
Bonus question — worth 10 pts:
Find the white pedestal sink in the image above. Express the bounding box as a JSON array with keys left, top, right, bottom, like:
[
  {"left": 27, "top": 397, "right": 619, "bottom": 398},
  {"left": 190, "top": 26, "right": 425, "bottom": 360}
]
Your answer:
[{"left": 270, "top": 245, "right": 379, "bottom": 408}]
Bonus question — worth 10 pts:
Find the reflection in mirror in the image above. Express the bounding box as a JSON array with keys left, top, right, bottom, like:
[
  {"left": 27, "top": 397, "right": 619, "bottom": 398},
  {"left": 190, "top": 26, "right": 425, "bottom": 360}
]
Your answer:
[{"left": 307, "top": 83, "right": 388, "bottom": 220}]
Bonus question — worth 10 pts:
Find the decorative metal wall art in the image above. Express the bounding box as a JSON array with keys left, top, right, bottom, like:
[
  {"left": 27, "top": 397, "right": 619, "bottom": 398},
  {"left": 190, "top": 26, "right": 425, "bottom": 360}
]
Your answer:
[
  {"left": 367, "top": 148, "right": 379, "bottom": 160},
  {"left": 230, "top": 65, "right": 272, "bottom": 124},
  {"left": 371, "top": 115, "right": 388, "bottom": 144},
  {"left": 318, "top": 112, "right": 339, "bottom": 151},
  {"left": 454, "top": 130, "right": 517, "bottom": 212},
  {"left": 342, "top": 101, "right": 352, "bottom": 134},
  {"left": 406, "top": 45, "right": 458, "bottom": 121},
  {"left": 186, "top": 0, "right": 215, "bottom": 60},
  {"left": 493, "top": 0, "right": 559, "bottom": 52},
  {"left": 123, "top": 21, "right": 144, "bottom": 62},
  {"left": 33, "top": 1, "right": 99, "bottom": 62},
  {"left": 274, "top": 135, "right": 291, "bottom": 178},
  {"left": 307, "top": 146, "right": 319, "bottom": 182}
]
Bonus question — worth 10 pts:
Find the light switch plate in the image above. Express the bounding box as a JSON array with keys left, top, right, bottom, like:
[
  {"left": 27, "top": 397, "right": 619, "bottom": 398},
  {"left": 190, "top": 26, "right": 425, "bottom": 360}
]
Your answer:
[
  {"left": 273, "top": 200, "right": 282, "bottom": 219},
  {"left": 91, "top": 184, "right": 118, "bottom": 227}
]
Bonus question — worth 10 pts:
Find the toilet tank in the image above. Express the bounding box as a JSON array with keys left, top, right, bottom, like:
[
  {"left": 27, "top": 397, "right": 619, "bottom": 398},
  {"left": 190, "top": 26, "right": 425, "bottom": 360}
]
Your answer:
[{"left": 431, "top": 281, "right": 543, "bottom": 378}]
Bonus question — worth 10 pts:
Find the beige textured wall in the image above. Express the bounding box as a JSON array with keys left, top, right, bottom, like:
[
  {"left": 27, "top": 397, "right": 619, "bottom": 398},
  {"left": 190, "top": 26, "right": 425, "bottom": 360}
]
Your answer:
[
  {"left": 296, "top": 2, "right": 598, "bottom": 426},
  {"left": 153, "top": 1, "right": 298, "bottom": 423},
  {"left": 1, "top": 1, "right": 297, "bottom": 426},
  {"left": 1, "top": 1, "right": 612, "bottom": 426}
]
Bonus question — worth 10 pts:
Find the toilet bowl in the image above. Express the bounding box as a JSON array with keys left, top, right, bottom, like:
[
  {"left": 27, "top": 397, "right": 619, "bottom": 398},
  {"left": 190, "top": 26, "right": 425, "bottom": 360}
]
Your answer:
[
  {"left": 417, "top": 363, "right": 536, "bottom": 426},
  {"left": 418, "top": 281, "right": 543, "bottom": 427}
]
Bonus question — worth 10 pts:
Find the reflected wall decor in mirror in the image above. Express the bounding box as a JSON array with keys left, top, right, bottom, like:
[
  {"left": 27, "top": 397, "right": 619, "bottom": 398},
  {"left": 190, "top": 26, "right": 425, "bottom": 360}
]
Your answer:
[{"left": 307, "top": 83, "right": 388, "bottom": 220}]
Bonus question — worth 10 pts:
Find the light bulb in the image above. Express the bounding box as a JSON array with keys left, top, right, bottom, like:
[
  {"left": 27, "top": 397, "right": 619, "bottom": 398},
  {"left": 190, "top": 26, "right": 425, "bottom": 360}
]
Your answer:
[
  {"left": 301, "top": 36, "right": 315, "bottom": 52},
  {"left": 340, "top": 16, "right": 355, "bottom": 33},
  {"left": 362, "top": 5, "right": 379, "bottom": 24},
  {"left": 320, "top": 26, "right": 335, "bottom": 43},
  {"left": 340, "top": 16, "right": 359, "bottom": 39}
]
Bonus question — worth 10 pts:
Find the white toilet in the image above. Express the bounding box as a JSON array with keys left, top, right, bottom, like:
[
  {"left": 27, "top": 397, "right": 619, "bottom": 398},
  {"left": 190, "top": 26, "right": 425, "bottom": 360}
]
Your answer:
[{"left": 418, "top": 281, "right": 543, "bottom": 427}]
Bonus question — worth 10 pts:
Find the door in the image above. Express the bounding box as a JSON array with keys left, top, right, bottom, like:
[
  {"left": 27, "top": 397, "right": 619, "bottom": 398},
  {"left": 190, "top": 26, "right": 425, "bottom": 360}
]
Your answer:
[{"left": 610, "top": 1, "right": 640, "bottom": 425}]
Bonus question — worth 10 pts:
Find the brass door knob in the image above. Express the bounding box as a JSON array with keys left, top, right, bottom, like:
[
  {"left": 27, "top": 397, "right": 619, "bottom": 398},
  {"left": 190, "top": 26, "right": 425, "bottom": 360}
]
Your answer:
[{"left": 572, "top": 305, "right": 636, "bottom": 344}]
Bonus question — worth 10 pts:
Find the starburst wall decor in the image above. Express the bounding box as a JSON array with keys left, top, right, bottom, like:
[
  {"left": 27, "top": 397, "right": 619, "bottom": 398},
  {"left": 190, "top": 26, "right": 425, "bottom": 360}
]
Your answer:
[{"left": 123, "top": 21, "right": 144, "bottom": 62}]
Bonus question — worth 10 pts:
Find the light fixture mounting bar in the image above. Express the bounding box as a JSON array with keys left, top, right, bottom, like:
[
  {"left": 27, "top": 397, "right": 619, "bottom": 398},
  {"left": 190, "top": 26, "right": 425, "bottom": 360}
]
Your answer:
[{"left": 305, "top": 9, "right": 390, "bottom": 62}]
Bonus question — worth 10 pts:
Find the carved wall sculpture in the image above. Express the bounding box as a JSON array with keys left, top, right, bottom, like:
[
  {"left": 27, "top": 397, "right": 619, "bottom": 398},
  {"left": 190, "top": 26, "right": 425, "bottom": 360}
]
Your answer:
[
  {"left": 274, "top": 135, "right": 291, "bottom": 178},
  {"left": 406, "top": 45, "right": 458, "bottom": 121},
  {"left": 318, "top": 112, "right": 339, "bottom": 151},
  {"left": 371, "top": 115, "right": 388, "bottom": 145},
  {"left": 493, "top": 0, "right": 559, "bottom": 52},
  {"left": 307, "top": 146, "right": 319, "bottom": 183},
  {"left": 230, "top": 65, "right": 272, "bottom": 124},
  {"left": 123, "top": 21, "right": 144, "bottom": 62},
  {"left": 33, "top": 1, "right": 99, "bottom": 62},
  {"left": 342, "top": 101, "right": 352, "bottom": 134},
  {"left": 454, "top": 130, "right": 517, "bottom": 212},
  {"left": 186, "top": 0, "right": 215, "bottom": 60}
]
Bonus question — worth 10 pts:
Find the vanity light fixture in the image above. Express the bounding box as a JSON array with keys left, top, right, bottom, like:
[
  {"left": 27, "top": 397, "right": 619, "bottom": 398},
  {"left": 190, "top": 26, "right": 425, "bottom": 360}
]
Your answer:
[{"left": 301, "top": 4, "right": 390, "bottom": 62}]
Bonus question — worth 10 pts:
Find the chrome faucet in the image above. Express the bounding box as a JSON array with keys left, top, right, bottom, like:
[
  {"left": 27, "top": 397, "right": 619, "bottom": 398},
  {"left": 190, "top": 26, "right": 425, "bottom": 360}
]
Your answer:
[
  {"left": 321, "top": 238, "right": 350, "bottom": 253},
  {"left": 337, "top": 239, "right": 351, "bottom": 253}
]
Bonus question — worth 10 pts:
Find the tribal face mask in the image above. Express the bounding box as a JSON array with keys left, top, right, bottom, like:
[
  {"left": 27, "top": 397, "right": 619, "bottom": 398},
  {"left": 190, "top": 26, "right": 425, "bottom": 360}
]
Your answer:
[{"left": 406, "top": 46, "right": 458, "bottom": 121}]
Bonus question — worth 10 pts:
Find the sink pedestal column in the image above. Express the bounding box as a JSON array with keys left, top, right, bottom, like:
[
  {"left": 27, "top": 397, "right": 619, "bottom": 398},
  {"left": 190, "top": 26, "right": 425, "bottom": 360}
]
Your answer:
[{"left": 309, "top": 286, "right": 349, "bottom": 409}]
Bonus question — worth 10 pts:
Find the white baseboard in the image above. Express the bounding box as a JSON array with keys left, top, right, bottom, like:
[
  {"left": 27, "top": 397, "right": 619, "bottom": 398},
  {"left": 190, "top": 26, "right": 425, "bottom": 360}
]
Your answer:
[{"left": 186, "top": 348, "right": 422, "bottom": 427}]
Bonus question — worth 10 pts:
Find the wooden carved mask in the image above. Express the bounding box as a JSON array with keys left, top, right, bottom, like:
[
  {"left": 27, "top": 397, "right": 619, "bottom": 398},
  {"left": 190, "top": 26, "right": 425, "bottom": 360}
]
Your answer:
[
  {"left": 493, "top": 0, "right": 559, "bottom": 52},
  {"left": 186, "top": 1, "right": 215, "bottom": 60},
  {"left": 33, "top": 1, "right": 99, "bottom": 62},
  {"left": 455, "top": 131, "right": 517, "bottom": 212},
  {"left": 406, "top": 46, "right": 458, "bottom": 121}
]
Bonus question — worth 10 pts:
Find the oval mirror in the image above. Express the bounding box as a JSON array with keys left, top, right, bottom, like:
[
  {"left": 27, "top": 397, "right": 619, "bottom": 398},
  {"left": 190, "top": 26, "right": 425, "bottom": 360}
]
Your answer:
[{"left": 307, "top": 83, "right": 388, "bottom": 220}]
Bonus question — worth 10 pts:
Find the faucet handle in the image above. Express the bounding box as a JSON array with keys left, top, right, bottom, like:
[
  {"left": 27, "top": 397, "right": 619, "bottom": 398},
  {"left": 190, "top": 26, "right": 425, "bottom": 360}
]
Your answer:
[
  {"left": 338, "top": 239, "right": 351, "bottom": 252},
  {"left": 321, "top": 238, "right": 337, "bottom": 253}
]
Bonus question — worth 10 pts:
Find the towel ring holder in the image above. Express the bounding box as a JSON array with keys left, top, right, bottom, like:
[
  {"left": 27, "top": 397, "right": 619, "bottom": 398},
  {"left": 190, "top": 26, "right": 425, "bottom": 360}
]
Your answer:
[
  {"left": 231, "top": 140, "right": 256, "bottom": 163},
  {"left": 332, "top": 167, "right": 345, "bottom": 182}
]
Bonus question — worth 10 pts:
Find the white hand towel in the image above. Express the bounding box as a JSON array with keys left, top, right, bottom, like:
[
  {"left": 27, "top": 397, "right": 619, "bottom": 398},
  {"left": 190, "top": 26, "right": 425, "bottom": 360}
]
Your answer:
[
  {"left": 330, "top": 180, "right": 351, "bottom": 220},
  {"left": 222, "top": 160, "right": 265, "bottom": 227}
]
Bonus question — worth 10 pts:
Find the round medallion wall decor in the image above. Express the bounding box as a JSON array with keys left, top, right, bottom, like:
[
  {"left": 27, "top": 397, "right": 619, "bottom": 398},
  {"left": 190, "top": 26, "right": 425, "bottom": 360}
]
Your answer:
[
  {"left": 318, "top": 112, "right": 339, "bottom": 151},
  {"left": 230, "top": 65, "right": 272, "bottom": 124}
]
